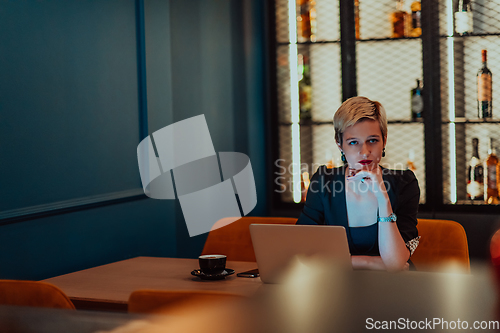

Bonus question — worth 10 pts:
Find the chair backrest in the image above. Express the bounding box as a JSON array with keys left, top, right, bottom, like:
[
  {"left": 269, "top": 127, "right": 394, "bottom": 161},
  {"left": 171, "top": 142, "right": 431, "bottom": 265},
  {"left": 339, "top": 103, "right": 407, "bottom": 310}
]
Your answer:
[
  {"left": 0, "top": 280, "right": 75, "bottom": 309},
  {"left": 201, "top": 217, "right": 297, "bottom": 262},
  {"left": 411, "top": 219, "right": 470, "bottom": 273},
  {"left": 128, "top": 290, "right": 244, "bottom": 314}
]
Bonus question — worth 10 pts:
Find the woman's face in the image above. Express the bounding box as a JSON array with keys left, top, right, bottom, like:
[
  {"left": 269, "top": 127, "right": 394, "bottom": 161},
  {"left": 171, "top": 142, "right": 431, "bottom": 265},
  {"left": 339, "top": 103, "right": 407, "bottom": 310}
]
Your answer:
[{"left": 338, "top": 119, "right": 385, "bottom": 171}]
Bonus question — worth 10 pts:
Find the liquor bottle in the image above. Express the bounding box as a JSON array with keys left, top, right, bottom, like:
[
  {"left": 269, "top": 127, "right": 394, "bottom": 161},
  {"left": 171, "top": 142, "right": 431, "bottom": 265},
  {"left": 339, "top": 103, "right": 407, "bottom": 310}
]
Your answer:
[
  {"left": 298, "top": 0, "right": 317, "bottom": 42},
  {"left": 467, "top": 138, "right": 484, "bottom": 201},
  {"left": 498, "top": 153, "right": 500, "bottom": 203},
  {"left": 355, "top": 0, "right": 360, "bottom": 40},
  {"left": 298, "top": 54, "right": 312, "bottom": 120},
  {"left": 411, "top": 79, "right": 424, "bottom": 121},
  {"left": 301, "top": 171, "right": 310, "bottom": 202},
  {"left": 391, "top": 0, "right": 407, "bottom": 38},
  {"left": 310, "top": 0, "right": 317, "bottom": 42},
  {"left": 455, "top": 0, "right": 473, "bottom": 35},
  {"left": 484, "top": 138, "right": 499, "bottom": 204},
  {"left": 478, "top": 50, "right": 493, "bottom": 120},
  {"left": 406, "top": 149, "right": 417, "bottom": 172},
  {"left": 409, "top": 0, "right": 421, "bottom": 37},
  {"left": 325, "top": 151, "right": 336, "bottom": 169}
]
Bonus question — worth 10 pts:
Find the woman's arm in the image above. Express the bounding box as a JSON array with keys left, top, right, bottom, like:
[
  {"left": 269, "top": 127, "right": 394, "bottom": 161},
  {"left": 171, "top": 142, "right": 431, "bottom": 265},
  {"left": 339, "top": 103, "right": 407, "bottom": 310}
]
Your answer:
[
  {"left": 347, "top": 167, "right": 412, "bottom": 271},
  {"left": 351, "top": 255, "right": 386, "bottom": 270},
  {"left": 376, "top": 193, "right": 411, "bottom": 271},
  {"left": 352, "top": 255, "right": 409, "bottom": 270}
]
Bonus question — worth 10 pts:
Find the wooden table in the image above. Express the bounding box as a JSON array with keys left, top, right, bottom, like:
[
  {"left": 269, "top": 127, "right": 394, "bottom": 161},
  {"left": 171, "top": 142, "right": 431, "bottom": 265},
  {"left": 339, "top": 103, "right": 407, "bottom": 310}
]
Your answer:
[
  {"left": 6, "top": 264, "right": 500, "bottom": 333},
  {"left": 33, "top": 260, "right": 500, "bottom": 332},
  {"left": 43, "top": 257, "right": 261, "bottom": 312}
]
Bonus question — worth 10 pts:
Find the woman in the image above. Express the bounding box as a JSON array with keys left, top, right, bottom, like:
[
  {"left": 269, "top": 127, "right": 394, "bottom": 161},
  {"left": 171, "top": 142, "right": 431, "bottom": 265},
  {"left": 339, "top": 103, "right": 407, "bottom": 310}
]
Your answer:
[{"left": 296, "top": 96, "right": 420, "bottom": 271}]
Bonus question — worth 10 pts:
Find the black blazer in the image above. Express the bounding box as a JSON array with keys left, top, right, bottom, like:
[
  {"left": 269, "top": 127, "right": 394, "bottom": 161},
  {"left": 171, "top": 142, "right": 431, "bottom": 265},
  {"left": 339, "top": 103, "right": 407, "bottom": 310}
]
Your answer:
[{"left": 296, "top": 165, "right": 420, "bottom": 256}]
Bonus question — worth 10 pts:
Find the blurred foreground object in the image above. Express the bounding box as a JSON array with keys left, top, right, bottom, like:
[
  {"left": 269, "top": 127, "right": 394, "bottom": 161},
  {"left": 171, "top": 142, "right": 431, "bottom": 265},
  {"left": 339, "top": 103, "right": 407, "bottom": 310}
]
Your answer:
[
  {"left": 411, "top": 219, "right": 470, "bottom": 273},
  {"left": 0, "top": 280, "right": 75, "bottom": 310},
  {"left": 490, "top": 228, "right": 500, "bottom": 283},
  {"left": 0, "top": 305, "right": 143, "bottom": 333},
  {"left": 107, "top": 257, "right": 496, "bottom": 333}
]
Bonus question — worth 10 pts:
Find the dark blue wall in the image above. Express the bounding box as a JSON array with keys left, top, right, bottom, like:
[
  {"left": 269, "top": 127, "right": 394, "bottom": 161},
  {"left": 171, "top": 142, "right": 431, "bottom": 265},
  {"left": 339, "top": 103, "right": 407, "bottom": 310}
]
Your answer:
[
  {"left": 0, "top": 0, "right": 269, "bottom": 279},
  {"left": 0, "top": 0, "right": 142, "bottom": 210},
  {"left": 169, "top": 0, "right": 269, "bottom": 258}
]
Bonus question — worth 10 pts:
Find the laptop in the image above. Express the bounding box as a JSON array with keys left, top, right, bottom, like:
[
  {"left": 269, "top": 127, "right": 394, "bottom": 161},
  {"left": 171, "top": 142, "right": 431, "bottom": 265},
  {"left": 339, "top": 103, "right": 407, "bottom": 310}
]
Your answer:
[{"left": 249, "top": 224, "right": 351, "bottom": 284}]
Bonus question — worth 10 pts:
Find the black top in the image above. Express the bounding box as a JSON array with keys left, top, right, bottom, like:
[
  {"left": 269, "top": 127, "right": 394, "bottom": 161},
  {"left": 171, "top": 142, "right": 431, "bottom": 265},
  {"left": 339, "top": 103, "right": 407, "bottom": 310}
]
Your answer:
[{"left": 296, "top": 165, "right": 420, "bottom": 256}]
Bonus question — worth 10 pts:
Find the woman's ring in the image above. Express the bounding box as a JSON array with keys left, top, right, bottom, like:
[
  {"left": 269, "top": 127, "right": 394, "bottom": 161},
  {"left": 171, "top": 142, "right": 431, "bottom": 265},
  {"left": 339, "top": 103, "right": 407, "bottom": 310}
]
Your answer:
[{"left": 361, "top": 178, "right": 365, "bottom": 183}]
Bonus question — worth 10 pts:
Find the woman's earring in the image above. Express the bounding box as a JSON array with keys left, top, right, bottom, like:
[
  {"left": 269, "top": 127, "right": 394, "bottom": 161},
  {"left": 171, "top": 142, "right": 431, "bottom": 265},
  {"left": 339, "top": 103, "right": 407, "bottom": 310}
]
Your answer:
[
  {"left": 341, "top": 152, "right": 347, "bottom": 163},
  {"left": 382, "top": 148, "right": 386, "bottom": 157}
]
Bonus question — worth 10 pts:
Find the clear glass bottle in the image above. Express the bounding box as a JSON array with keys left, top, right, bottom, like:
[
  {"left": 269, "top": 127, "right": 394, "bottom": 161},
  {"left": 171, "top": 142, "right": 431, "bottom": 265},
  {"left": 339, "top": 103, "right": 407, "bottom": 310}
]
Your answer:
[
  {"left": 467, "top": 138, "right": 484, "bottom": 201},
  {"left": 411, "top": 79, "right": 424, "bottom": 121},
  {"left": 478, "top": 49, "right": 493, "bottom": 120},
  {"left": 485, "top": 138, "right": 499, "bottom": 204},
  {"left": 298, "top": 54, "right": 312, "bottom": 120},
  {"left": 406, "top": 149, "right": 417, "bottom": 172},
  {"left": 301, "top": 171, "right": 310, "bottom": 202},
  {"left": 455, "top": 0, "right": 473, "bottom": 35}
]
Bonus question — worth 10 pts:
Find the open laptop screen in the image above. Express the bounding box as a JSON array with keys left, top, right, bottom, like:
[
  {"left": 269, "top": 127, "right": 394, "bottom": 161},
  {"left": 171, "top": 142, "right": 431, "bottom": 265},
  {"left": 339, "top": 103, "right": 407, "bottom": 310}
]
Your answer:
[{"left": 249, "top": 224, "right": 352, "bottom": 284}]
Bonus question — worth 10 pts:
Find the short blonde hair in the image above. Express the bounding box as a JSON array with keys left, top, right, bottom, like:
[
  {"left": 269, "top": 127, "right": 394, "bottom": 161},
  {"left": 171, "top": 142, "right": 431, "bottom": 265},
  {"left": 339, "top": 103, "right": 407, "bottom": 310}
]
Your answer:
[{"left": 333, "top": 96, "right": 387, "bottom": 144}]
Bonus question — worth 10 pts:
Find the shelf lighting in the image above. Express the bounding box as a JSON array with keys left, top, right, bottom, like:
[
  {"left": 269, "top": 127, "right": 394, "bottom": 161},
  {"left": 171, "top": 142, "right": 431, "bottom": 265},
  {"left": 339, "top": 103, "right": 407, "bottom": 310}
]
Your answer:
[
  {"left": 288, "top": 0, "right": 302, "bottom": 203},
  {"left": 447, "top": 0, "right": 457, "bottom": 204}
]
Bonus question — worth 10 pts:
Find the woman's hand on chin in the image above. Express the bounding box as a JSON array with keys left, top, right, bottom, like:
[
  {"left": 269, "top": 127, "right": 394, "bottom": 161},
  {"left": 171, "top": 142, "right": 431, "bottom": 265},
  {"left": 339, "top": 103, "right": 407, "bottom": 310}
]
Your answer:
[{"left": 346, "top": 166, "right": 388, "bottom": 200}]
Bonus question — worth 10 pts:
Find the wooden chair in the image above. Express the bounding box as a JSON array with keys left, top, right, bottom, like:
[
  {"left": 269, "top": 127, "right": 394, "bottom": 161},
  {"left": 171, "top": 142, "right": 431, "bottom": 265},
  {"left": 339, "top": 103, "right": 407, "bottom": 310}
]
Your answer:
[
  {"left": 0, "top": 280, "right": 75, "bottom": 309},
  {"left": 201, "top": 217, "right": 297, "bottom": 262},
  {"left": 411, "top": 219, "right": 470, "bottom": 273},
  {"left": 128, "top": 290, "right": 244, "bottom": 314}
]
